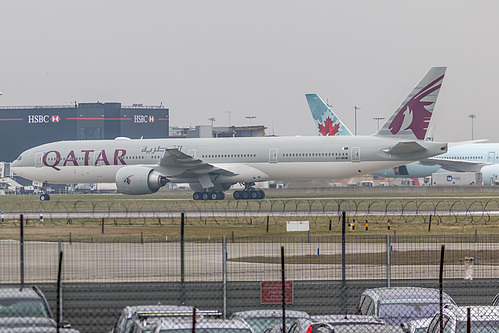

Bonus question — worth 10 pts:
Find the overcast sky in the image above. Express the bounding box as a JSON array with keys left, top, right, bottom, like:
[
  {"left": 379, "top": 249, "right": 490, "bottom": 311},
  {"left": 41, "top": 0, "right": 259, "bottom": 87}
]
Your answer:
[{"left": 1, "top": 1, "right": 498, "bottom": 142}]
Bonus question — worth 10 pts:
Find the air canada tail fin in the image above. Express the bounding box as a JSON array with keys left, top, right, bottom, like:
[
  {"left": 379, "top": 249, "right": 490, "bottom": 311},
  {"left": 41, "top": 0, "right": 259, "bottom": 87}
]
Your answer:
[
  {"left": 375, "top": 67, "right": 446, "bottom": 140},
  {"left": 305, "top": 93, "right": 353, "bottom": 136}
]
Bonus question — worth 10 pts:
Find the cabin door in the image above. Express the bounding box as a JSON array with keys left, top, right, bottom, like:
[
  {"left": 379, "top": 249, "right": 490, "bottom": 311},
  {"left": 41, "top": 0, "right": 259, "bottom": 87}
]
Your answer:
[
  {"left": 351, "top": 147, "right": 360, "bottom": 162},
  {"left": 269, "top": 148, "right": 278, "bottom": 163}
]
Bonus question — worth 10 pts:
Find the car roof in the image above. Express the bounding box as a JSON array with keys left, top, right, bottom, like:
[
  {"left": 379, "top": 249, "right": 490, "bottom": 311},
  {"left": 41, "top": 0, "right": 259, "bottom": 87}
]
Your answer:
[
  {"left": 231, "top": 310, "right": 309, "bottom": 319},
  {"left": 361, "top": 287, "right": 454, "bottom": 303},
  {"left": 154, "top": 318, "right": 253, "bottom": 331},
  {"left": 311, "top": 314, "right": 384, "bottom": 325},
  {"left": 0, "top": 317, "right": 57, "bottom": 328},
  {"left": 443, "top": 305, "right": 499, "bottom": 320},
  {"left": 0, "top": 288, "right": 42, "bottom": 300},
  {"left": 124, "top": 305, "right": 196, "bottom": 319}
]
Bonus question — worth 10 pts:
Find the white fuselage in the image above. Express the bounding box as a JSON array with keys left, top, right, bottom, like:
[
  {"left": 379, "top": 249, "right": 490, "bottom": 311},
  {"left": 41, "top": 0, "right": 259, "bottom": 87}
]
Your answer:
[{"left": 11, "top": 136, "right": 447, "bottom": 186}]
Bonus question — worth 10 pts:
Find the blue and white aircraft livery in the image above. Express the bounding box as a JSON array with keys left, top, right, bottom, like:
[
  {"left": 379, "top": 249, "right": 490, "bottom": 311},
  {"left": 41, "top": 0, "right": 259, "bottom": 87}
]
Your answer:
[{"left": 11, "top": 67, "right": 448, "bottom": 201}]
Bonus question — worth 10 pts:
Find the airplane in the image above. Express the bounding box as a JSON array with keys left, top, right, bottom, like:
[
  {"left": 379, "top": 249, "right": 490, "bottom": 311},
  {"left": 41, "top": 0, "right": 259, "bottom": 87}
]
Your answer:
[
  {"left": 11, "top": 67, "right": 448, "bottom": 201},
  {"left": 306, "top": 84, "right": 499, "bottom": 184}
]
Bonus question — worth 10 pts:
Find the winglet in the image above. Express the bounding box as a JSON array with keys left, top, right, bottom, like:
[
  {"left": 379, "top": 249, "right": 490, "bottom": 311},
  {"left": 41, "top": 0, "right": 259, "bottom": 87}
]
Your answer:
[
  {"left": 376, "top": 67, "right": 446, "bottom": 140},
  {"left": 305, "top": 94, "right": 353, "bottom": 136}
]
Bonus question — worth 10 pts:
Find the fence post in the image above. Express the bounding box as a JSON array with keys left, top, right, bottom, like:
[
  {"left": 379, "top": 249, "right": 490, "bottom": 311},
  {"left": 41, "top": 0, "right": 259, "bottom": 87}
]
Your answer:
[
  {"left": 58, "top": 240, "right": 63, "bottom": 326},
  {"left": 439, "top": 244, "right": 445, "bottom": 333},
  {"left": 386, "top": 234, "right": 391, "bottom": 287},
  {"left": 341, "top": 211, "right": 346, "bottom": 314},
  {"left": 281, "top": 246, "right": 286, "bottom": 333},
  {"left": 20, "top": 214, "right": 24, "bottom": 289},
  {"left": 180, "top": 212, "right": 185, "bottom": 305},
  {"left": 266, "top": 216, "right": 269, "bottom": 233},
  {"left": 222, "top": 236, "right": 227, "bottom": 319}
]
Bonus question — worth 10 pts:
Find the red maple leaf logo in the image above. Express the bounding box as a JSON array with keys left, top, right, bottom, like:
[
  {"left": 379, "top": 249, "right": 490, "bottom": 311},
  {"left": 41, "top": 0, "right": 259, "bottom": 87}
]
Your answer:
[{"left": 318, "top": 117, "right": 340, "bottom": 136}]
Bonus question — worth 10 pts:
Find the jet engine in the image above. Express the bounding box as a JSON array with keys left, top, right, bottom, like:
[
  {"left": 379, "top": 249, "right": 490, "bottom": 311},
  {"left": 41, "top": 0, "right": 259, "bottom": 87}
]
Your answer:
[{"left": 115, "top": 166, "right": 169, "bottom": 195}]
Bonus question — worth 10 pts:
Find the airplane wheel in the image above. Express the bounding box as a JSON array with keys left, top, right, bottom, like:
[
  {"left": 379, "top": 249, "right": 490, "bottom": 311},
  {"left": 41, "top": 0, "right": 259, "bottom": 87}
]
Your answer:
[
  {"left": 242, "top": 191, "right": 250, "bottom": 199},
  {"left": 210, "top": 192, "right": 218, "bottom": 200},
  {"left": 193, "top": 192, "right": 201, "bottom": 200},
  {"left": 218, "top": 192, "right": 225, "bottom": 200},
  {"left": 202, "top": 192, "right": 209, "bottom": 200},
  {"left": 40, "top": 194, "right": 50, "bottom": 201},
  {"left": 233, "top": 191, "right": 241, "bottom": 200},
  {"left": 257, "top": 189, "right": 265, "bottom": 199},
  {"left": 250, "top": 190, "right": 259, "bottom": 199}
]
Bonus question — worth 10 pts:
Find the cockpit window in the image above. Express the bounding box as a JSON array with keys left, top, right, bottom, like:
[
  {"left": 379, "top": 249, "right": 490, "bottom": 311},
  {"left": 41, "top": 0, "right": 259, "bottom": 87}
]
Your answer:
[{"left": 16, "top": 155, "right": 22, "bottom": 161}]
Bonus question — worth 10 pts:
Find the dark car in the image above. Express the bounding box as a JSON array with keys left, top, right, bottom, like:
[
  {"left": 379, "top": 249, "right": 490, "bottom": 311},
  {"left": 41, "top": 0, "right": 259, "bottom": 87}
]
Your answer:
[
  {"left": 288, "top": 315, "right": 385, "bottom": 333},
  {"left": 356, "top": 287, "right": 456, "bottom": 326}
]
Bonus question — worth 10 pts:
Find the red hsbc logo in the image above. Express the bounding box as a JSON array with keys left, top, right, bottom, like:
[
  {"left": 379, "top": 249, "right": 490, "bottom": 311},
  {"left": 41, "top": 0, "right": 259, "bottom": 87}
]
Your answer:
[
  {"left": 148, "top": 115, "right": 155, "bottom": 123},
  {"left": 51, "top": 115, "right": 61, "bottom": 123},
  {"left": 134, "top": 115, "right": 155, "bottom": 123}
]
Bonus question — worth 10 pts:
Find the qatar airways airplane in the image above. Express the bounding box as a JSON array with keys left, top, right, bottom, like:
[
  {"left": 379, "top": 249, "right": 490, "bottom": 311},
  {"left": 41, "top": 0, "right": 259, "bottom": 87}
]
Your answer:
[{"left": 11, "top": 67, "right": 447, "bottom": 201}]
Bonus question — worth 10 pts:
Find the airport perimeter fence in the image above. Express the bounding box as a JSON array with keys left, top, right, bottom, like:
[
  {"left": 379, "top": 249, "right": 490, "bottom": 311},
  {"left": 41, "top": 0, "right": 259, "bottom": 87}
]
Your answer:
[
  {"left": 1, "top": 232, "right": 499, "bottom": 332},
  {"left": 3, "top": 197, "right": 499, "bottom": 226}
]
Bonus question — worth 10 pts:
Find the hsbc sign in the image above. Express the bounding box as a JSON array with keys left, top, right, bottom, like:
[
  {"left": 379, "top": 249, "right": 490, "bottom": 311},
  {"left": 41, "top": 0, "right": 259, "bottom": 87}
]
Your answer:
[
  {"left": 28, "top": 115, "right": 62, "bottom": 123},
  {"left": 134, "top": 115, "right": 155, "bottom": 123}
]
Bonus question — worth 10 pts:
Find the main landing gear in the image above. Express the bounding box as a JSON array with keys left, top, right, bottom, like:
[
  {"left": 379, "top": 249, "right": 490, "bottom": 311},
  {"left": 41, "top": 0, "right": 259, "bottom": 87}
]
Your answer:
[
  {"left": 39, "top": 183, "right": 51, "bottom": 201},
  {"left": 233, "top": 182, "right": 265, "bottom": 200},
  {"left": 192, "top": 191, "right": 226, "bottom": 201}
]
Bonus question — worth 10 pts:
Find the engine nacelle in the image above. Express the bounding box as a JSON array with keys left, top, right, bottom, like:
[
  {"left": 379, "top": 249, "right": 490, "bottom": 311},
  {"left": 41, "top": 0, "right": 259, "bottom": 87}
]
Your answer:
[
  {"left": 481, "top": 164, "right": 499, "bottom": 185},
  {"left": 115, "top": 166, "right": 169, "bottom": 195}
]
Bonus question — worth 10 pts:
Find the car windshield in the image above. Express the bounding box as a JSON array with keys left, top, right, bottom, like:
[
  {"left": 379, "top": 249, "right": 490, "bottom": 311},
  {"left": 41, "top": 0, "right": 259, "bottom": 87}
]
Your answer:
[
  {"left": 0, "top": 299, "right": 48, "bottom": 318},
  {"left": 379, "top": 303, "right": 440, "bottom": 324},
  {"left": 244, "top": 317, "right": 298, "bottom": 333},
  {"left": 455, "top": 320, "right": 499, "bottom": 332}
]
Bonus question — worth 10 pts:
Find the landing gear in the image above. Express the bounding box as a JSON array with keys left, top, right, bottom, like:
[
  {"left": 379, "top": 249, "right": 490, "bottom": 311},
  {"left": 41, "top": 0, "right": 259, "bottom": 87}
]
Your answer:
[
  {"left": 193, "top": 191, "right": 225, "bottom": 201},
  {"left": 233, "top": 182, "right": 265, "bottom": 200},
  {"left": 39, "top": 183, "right": 51, "bottom": 201},
  {"left": 40, "top": 193, "right": 51, "bottom": 201}
]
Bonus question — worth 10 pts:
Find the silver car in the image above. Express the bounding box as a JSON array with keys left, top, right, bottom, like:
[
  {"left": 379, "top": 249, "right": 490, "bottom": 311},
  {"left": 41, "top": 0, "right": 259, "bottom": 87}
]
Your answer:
[
  {"left": 230, "top": 310, "right": 309, "bottom": 333},
  {"left": 426, "top": 304, "right": 499, "bottom": 332},
  {"left": 356, "top": 287, "right": 456, "bottom": 326},
  {"left": 152, "top": 318, "right": 254, "bottom": 333}
]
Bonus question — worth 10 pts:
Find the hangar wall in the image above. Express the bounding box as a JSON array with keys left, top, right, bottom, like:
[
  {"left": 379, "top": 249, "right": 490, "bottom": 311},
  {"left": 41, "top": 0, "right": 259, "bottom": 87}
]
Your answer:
[{"left": 0, "top": 102, "right": 169, "bottom": 162}]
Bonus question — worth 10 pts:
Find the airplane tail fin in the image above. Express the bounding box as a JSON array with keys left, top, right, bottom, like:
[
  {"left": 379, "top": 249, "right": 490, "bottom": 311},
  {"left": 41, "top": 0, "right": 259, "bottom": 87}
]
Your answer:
[
  {"left": 305, "top": 93, "right": 353, "bottom": 136},
  {"left": 375, "top": 67, "right": 446, "bottom": 140}
]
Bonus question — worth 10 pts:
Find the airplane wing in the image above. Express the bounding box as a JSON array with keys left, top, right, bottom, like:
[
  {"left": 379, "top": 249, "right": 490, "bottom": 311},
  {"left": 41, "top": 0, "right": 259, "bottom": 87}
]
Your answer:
[
  {"left": 158, "top": 149, "right": 237, "bottom": 177},
  {"left": 419, "top": 158, "right": 488, "bottom": 172},
  {"left": 383, "top": 141, "right": 426, "bottom": 155}
]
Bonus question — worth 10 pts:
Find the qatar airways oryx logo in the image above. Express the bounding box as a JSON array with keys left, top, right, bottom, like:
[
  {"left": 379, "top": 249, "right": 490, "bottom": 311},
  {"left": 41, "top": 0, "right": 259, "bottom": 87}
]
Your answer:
[
  {"left": 388, "top": 74, "right": 444, "bottom": 140},
  {"left": 28, "top": 115, "right": 62, "bottom": 123},
  {"left": 134, "top": 115, "right": 155, "bottom": 123},
  {"left": 124, "top": 175, "right": 133, "bottom": 185}
]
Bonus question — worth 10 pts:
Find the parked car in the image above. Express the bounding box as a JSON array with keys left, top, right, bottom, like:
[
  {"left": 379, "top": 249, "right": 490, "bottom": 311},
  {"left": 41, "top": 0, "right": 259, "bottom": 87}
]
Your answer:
[
  {"left": 287, "top": 315, "right": 384, "bottom": 333},
  {"left": 230, "top": 310, "right": 309, "bottom": 333},
  {"left": 152, "top": 318, "right": 254, "bottom": 333},
  {"left": 109, "top": 304, "right": 221, "bottom": 333},
  {"left": 356, "top": 287, "right": 456, "bottom": 326},
  {"left": 400, "top": 317, "right": 432, "bottom": 333},
  {"left": 426, "top": 304, "right": 499, "bottom": 332},
  {"left": 0, "top": 286, "right": 71, "bottom": 329}
]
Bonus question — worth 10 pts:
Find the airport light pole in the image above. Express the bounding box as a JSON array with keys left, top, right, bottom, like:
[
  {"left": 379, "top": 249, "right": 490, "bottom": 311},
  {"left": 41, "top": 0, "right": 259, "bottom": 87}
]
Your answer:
[
  {"left": 208, "top": 117, "right": 216, "bottom": 127},
  {"left": 373, "top": 117, "right": 385, "bottom": 131},
  {"left": 354, "top": 106, "right": 361, "bottom": 135},
  {"left": 468, "top": 114, "right": 476, "bottom": 140},
  {"left": 245, "top": 116, "right": 256, "bottom": 126},
  {"left": 227, "top": 111, "right": 232, "bottom": 127}
]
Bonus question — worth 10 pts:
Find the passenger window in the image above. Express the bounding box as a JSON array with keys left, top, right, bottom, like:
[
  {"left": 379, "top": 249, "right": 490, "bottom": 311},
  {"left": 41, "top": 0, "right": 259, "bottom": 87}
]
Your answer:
[{"left": 366, "top": 299, "right": 375, "bottom": 316}]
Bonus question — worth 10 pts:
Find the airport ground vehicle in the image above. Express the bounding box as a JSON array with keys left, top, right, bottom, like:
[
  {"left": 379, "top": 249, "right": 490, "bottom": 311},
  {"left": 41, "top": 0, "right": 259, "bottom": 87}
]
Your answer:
[
  {"left": 426, "top": 304, "right": 499, "bottom": 332},
  {"left": 356, "top": 287, "right": 456, "bottom": 326},
  {"left": 230, "top": 310, "right": 309, "bottom": 333}
]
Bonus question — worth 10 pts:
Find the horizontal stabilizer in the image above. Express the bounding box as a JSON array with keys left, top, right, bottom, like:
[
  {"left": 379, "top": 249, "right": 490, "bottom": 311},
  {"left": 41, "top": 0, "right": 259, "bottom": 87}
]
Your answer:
[
  {"left": 383, "top": 141, "right": 426, "bottom": 155},
  {"left": 420, "top": 158, "right": 488, "bottom": 172}
]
